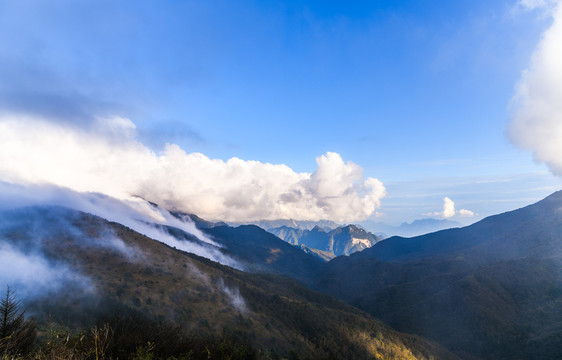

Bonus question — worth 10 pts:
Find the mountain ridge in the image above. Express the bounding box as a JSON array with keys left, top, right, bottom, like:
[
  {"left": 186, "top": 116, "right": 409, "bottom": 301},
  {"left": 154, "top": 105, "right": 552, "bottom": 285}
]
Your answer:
[
  {"left": 358, "top": 189, "right": 562, "bottom": 263},
  {"left": 229, "top": 219, "right": 341, "bottom": 231},
  {"left": 270, "top": 224, "right": 382, "bottom": 259},
  {"left": 311, "top": 190, "right": 562, "bottom": 359},
  {"left": 0, "top": 205, "right": 457, "bottom": 359}
]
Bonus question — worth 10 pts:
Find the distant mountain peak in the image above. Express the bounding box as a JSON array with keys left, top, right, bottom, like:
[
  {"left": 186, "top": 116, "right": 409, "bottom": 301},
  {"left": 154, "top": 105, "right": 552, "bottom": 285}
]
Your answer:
[{"left": 269, "top": 224, "right": 382, "bottom": 259}]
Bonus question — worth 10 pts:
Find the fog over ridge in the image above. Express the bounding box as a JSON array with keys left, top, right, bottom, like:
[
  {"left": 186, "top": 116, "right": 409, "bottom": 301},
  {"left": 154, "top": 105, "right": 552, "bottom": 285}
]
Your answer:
[{"left": 0, "top": 182, "right": 241, "bottom": 269}]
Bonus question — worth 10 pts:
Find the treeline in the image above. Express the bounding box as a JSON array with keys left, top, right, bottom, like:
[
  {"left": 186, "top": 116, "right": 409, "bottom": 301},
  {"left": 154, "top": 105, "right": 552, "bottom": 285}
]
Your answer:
[
  {"left": 0, "top": 289, "right": 307, "bottom": 360},
  {"left": 21, "top": 314, "right": 259, "bottom": 360}
]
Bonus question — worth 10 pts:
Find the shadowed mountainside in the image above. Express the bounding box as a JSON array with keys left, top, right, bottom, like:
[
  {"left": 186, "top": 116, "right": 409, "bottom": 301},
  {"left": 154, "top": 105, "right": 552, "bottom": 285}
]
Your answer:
[
  {"left": 0, "top": 206, "right": 457, "bottom": 360},
  {"left": 313, "top": 191, "right": 562, "bottom": 359},
  {"left": 204, "top": 225, "right": 326, "bottom": 285}
]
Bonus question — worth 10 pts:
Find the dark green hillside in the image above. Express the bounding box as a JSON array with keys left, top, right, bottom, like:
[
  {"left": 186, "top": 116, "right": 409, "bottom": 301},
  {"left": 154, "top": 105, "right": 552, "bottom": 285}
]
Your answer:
[
  {"left": 204, "top": 225, "right": 325, "bottom": 284},
  {"left": 0, "top": 206, "right": 456, "bottom": 360},
  {"left": 314, "top": 191, "right": 562, "bottom": 359}
]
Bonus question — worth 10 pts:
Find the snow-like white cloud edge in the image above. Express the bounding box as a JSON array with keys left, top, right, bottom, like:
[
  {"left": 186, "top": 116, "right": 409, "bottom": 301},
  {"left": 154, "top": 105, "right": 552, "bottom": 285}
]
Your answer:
[{"left": 0, "top": 182, "right": 241, "bottom": 269}]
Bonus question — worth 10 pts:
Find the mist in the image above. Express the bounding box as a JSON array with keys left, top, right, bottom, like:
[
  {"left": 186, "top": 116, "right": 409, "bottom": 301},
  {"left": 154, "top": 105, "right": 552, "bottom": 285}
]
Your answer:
[
  {"left": 0, "top": 242, "right": 93, "bottom": 299},
  {"left": 0, "top": 182, "right": 242, "bottom": 269},
  {"left": 217, "top": 277, "right": 248, "bottom": 314},
  {"left": 183, "top": 262, "right": 249, "bottom": 314}
]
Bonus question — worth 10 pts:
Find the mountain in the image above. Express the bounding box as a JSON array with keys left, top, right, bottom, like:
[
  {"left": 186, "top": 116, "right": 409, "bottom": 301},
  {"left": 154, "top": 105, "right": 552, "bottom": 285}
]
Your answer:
[
  {"left": 230, "top": 219, "right": 341, "bottom": 231},
  {"left": 313, "top": 191, "right": 562, "bottom": 359},
  {"left": 361, "top": 190, "right": 562, "bottom": 263},
  {"left": 0, "top": 205, "right": 457, "bottom": 360},
  {"left": 360, "top": 218, "right": 462, "bottom": 238},
  {"left": 270, "top": 224, "right": 382, "bottom": 259},
  {"left": 268, "top": 225, "right": 305, "bottom": 245},
  {"left": 202, "top": 225, "right": 325, "bottom": 285}
]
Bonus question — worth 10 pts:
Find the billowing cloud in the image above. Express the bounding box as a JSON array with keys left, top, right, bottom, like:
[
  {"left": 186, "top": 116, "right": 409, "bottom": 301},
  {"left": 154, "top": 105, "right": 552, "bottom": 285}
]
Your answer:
[
  {"left": 442, "top": 197, "right": 456, "bottom": 218},
  {"left": 425, "top": 197, "right": 474, "bottom": 219},
  {"left": 509, "top": 1, "right": 562, "bottom": 176},
  {"left": 0, "top": 115, "right": 385, "bottom": 222}
]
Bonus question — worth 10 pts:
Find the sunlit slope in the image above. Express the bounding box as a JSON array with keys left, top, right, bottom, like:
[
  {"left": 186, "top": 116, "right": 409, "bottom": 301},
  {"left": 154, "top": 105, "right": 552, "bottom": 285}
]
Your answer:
[{"left": 0, "top": 206, "right": 457, "bottom": 360}]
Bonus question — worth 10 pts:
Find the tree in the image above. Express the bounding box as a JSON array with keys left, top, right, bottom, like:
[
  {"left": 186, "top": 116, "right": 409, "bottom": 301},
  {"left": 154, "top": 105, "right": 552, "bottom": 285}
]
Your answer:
[{"left": 0, "top": 287, "right": 37, "bottom": 356}]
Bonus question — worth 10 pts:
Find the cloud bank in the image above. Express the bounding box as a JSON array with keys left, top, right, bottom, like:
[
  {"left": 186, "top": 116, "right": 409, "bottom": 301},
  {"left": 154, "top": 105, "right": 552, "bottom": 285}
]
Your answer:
[
  {"left": 0, "top": 115, "right": 385, "bottom": 222},
  {"left": 509, "top": 1, "right": 562, "bottom": 176},
  {"left": 0, "top": 182, "right": 240, "bottom": 269}
]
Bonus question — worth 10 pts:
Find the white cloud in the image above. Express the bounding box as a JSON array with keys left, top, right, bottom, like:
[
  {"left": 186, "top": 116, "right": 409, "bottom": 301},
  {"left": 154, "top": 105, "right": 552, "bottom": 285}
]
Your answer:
[
  {"left": 442, "top": 197, "right": 456, "bottom": 218},
  {"left": 518, "top": 0, "right": 560, "bottom": 11},
  {"left": 458, "top": 208, "right": 475, "bottom": 217},
  {"left": 509, "top": 1, "right": 562, "bottom": 176},
  {"left": 0, "top": 115, "right": 385, "bottom": 222},
  {"left": 425, "top": 197, "right": 475, "bottom": 219}
]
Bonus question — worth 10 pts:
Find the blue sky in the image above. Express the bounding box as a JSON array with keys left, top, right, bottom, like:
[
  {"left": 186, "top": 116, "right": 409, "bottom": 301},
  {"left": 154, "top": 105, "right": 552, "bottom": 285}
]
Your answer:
[{"left": 1, "top": 0, "right": 561, "bottom": 225}]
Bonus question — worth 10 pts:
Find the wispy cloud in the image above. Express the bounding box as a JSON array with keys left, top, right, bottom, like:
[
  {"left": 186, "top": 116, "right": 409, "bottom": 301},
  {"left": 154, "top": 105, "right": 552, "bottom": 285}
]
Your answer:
[
  {"left": 518, "top": 0, "right": 560, "bottom": 11},
  {"left": 0, "top": 241, "right": 94, "bottom": 299},
  {"left": 0, "top": 115, "right": 385, "bottom": 222},
  {"left": 0, "top": 182, "right": 240, "bottom": 269}
]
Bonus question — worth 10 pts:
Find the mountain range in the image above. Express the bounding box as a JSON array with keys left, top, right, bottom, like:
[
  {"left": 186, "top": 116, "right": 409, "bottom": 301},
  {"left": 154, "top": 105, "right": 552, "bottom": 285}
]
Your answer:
[
  {"left": 312, "top": 190, "right": 562, "bottom": 359},
  {"left": 3, "top": 190, "right": 562, "bottom": 359},
  {"left": 0, "top": 205, "right": 454, "bottom": 359},
  {"left": 228, "top": 219, "right": 341, "bottom": 231},
  {"left": 269, "top": 224, "right": 382, "bottom": 260}
]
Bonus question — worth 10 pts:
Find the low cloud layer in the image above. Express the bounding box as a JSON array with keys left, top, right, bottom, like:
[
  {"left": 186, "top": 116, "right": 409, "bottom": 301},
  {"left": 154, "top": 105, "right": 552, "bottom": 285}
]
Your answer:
[
  {"left": 0, "top": 182, "right": 240, "bottom": 269},
  {"left": 0, "top": 115, "right": 385, "bottom": 222},
  {"left": 509, "top": 1, "right": 562, "bottom": 176},
  {"left": 0, "top": 242, "right": 92, "bottom": 299}
]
